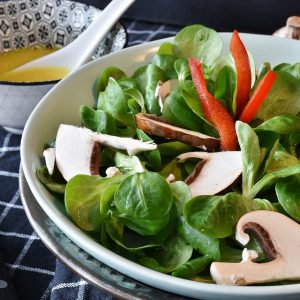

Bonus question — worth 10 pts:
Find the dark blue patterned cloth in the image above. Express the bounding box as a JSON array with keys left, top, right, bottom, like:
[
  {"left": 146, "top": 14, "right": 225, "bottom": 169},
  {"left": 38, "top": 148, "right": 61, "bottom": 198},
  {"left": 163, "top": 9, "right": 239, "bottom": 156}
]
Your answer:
[{"left": 0, "top": 19, "right": 180, "bottom": 300}]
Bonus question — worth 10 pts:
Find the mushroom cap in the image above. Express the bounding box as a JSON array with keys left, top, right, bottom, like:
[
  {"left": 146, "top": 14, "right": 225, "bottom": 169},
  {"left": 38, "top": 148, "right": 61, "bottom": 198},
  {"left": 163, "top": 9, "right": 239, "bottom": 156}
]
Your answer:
[
  {"left": 210, "top": 211, "right": 300, "bottom": 285},
  {"left": 55, "top": 125, "right": 100, "bottom": 181},
  {"left": 287, "top": 16, "right": 300, "bottom": 28},
  {"left": 178, "top": 151, "right": 242, "bottom": 196},
  {"left": 54, "top": 124, "right": 157, "bottom": 181},
  {"left": 273, "top": 16, "right": 300, "bottom": 39},
  {"left": 235, "top": 210, "right": 300, "bottom": 260}
]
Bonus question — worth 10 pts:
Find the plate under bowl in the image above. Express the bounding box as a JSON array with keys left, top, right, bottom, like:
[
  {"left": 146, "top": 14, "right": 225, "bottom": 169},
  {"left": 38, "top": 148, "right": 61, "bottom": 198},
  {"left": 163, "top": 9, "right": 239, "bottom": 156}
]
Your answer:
[{"left": 21, "top": 33, "right": 300, "bottom": 299}]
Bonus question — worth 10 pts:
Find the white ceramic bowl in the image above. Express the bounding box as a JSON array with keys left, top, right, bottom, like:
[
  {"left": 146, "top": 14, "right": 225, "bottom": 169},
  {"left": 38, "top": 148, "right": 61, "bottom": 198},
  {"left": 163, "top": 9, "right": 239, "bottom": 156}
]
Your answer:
[
  {"left": 0, "top": 0, "right": 126, "bottom": 133},
  {"left": 21, "top": 34, "right": 300, "bottom": 299}
]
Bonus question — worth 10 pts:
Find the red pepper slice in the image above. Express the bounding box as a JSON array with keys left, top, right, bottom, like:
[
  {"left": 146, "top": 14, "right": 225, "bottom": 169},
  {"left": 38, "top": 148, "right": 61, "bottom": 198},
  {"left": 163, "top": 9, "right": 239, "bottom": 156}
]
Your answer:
[
  {"left": 239, "top": 70, "right": 276, "bottom": 123},
  {"left": 188, "top": 57, "right": 237, "bottom": 151},
  {"left": 230, "top": 30, "right": 252, "bottom": 118}
]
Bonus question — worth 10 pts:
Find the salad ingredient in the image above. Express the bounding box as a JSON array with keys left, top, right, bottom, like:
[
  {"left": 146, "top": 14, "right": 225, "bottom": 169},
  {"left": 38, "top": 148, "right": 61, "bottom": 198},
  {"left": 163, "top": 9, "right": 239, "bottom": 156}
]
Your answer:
[
  {"left": 210, "top": 210, "right": 300, "bottom": 285},
  {"left": 133, "top": 64, "right": 166, "bottom": 114},
  {"left": 135, "top": 113, "right": 219, "bottom": 150},
  {"left": 80, "top": 105, "right": 117, "bottom": 135},
  {"left": 36, "top": 166, "right": 65, "bottom": 194},
  {"left": 239, "top": 71, "right": 277, "bottom": 123},
  {"left": 55, "top": 124, "right": 157, "bottom": 181},
  {"left": 189, "top": 57, "right": 237, "bottom": 150},
  {"left": 172, "top": 255, "right": 212, "bottom": 279},
  {"left": 166, "top": 174, "right": 176, "bottom": 184},
  {"left": 158, "top": 141, "right": 194, "bottom": 157},
  {"left": 105, "top": 166, "right": 121, "bottom": 177},
  {"left": 177, "top": 218, "right": 220, "bottom": 260},
  {"left": 184, "top": 193, "right": 275, "bottom": 239},
  {"left": 177, "top": 151, "right": 242, "bottom": 196},
  {"left": 286, "top": 16, "right": 300, "bottom": 38},
  {"left": 255, "top": 114, "right": 300, "bottom": 134},
  {"left": 275, "top": 175, "right": 300, "bottom": 221},
  {"left": 65, "top": 174, "right": 126, "bottom": 231},
  {"left": 139, "top": 234, "right": 193, "bottom": 273},
  {"left": 213, "top": 65, "right": 236, "bottom": 114},
  {"left": 273, "top": 62, "right": 300, "bottom": 79},
  {"left": 160, "top": 159, "right": 183, "bottom": 181},
  {"left": 230, "top": 30, "right": 251, "bottom": 117},
  {"left": 274, "top": 16, "right": 300, "bottom": 39},
  {"left": 266, "top": 148, "right": 300, "bottom": 173},
  {"left": 173, "top": 24, "right": 223, "bottom": 66},
  {"left": 102, "top": 215, "right": 162, "bottom": 253},
  {"left": 114, "top": 152, "right": 145, "bottom": 174},
  {"left": 157, "top": 79, "right": 179, "bottom": 103},
  {"left": 254, "top": 71, "right": 300, "bottom": 122},
  {"left": 236, "top": 121, "right": 261, "bottom": 198},
  {"left": 55, "top": 125, "right": 101, "bottom": 181},
  {"left": 136, "top": 129, "right": 162, "bottom": 171},
  {"left": 97, "top": 77, "right": 135, "bottom": 130},
  {"left": 43, "top": 147, "right": 56, "bottom": 176},
  {"left": 96, "top": 66, "right": 127, "bottom": 93},
  {"left": 92, "top": 129, "right": 157, "bottom": 155},
  {"left": 247, "top": 164, "right": 300, "bottom": 200},
  {"left": 152, "top": 54, "right": 177, "bottom": 79},
  {"left": 162, "top": 81, "right": 217, "bottom": 136},
  {"left": 114, "top": 172, "right": 174, "bottom": 235}
]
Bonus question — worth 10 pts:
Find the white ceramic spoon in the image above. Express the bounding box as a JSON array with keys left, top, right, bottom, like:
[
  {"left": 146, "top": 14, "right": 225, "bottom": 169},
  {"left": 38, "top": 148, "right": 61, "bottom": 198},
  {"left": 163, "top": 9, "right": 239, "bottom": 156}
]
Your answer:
[{"left": 14, "top": 0, "right": 135, "bottom": 73}]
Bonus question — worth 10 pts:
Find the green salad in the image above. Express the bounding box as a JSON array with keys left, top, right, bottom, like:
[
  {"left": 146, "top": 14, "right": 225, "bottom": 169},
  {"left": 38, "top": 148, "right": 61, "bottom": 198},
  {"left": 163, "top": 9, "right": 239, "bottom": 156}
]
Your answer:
[{"left": 37, "top": 24, "right": 300, "bottom": 284}]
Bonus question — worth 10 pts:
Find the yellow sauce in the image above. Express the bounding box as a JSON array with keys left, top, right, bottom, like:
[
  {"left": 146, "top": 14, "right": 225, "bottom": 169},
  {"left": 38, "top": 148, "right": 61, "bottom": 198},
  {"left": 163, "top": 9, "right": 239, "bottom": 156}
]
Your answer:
[{"left": 0, "top": 48, "right": 70, "bottom": 82}]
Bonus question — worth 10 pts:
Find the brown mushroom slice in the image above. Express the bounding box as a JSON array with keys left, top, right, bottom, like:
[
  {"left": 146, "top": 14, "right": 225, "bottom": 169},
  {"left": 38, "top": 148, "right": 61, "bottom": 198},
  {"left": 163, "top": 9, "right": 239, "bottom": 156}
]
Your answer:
[
  {"left": 135, "top": 113, "right": 219, "bottom": 151},
  {"left": 55, "top": 124, "right": 157, "bottom": 181},
  {"left": 55, "top": 124, "right": 101, "bottom": 181},
  {"left": 158, "top": 79, "right": 179, "bottom": 102},
  {"left": 210, "top": 210, "right": 300, "bottom": 285},
  {"left": 177, "top": 151, "right": 242, "bottom": 196},
  {"left": 43, "top": 147, "right": 56, "bottom": 175},
  {"left": 156, "top": 79, "right": 179, "bottom": 112}
]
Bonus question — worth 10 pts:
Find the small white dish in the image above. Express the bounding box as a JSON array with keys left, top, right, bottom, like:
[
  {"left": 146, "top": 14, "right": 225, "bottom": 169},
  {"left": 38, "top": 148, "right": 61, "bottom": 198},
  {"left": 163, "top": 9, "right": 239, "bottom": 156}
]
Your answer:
[{"left": 21, "top": 33, "right": 300, "bottom": 299}]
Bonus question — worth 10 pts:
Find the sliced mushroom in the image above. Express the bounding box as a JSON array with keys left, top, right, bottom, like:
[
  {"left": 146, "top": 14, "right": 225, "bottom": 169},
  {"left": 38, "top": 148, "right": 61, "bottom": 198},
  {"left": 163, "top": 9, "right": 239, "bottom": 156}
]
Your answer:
[
  {"left": 155, "top": 79, "right": 179, "bottom": 112},
  {"left": 135, "top": 113, "right": 219, "bottom": 151},
  {"left": 210, "top": 210, "right": 300, "bottom": 285},
  {"left": 92, "top": 131, "right": 156, "bottom": 156},
  {"left": 105, "top": 166, "right": 121, "bottom": 177},
  {"left": 43, "top": 147, "right": 56, "bottom": 175},
  {"left": 166, "top": 173, "right": 176, "bottom": 184},
  {"left": 55, "top": 125, "right": 101, "bottom": 181},
  {"left": 273, "top": 16, "right": 300, "bottom": 39},
  {"left": 177, "top": 151, "right": 242, "bottom": 196},
  {"left": 158, "top": 79, "right": 179, "bottom": 102},
  {"left": 55, "top": 124, "right": 157, "bottom": 181}
]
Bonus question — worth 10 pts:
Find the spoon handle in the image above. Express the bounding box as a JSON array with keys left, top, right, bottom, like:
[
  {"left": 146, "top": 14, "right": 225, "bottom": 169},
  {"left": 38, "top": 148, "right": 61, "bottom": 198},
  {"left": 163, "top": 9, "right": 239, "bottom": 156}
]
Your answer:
[
  {"left": 14, "top": 0, "right": 135, "bottom": 71},
  {"left": 70, "top": 0, "right": 135, "bottom": 68}
]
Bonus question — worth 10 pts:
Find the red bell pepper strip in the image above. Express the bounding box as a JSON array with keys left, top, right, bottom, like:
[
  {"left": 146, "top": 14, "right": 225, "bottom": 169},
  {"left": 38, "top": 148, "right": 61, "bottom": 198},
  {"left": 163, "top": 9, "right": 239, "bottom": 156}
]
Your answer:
[
  {"left": 188, "top": 57, "right": 237, "bottom": 151},
  {"left": 239, "top": 70, "right": 277, "bottom": 123},
  {"left": 230, "top": 30, "right": 252, "bottom": 118}
]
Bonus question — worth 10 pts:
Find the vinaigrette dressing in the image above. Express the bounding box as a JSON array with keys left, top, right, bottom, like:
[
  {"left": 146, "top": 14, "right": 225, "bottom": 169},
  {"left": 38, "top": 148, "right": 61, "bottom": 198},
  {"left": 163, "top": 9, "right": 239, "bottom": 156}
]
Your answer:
[{"left": 0, "top": 48, "right": 69, "bottom": 82}]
